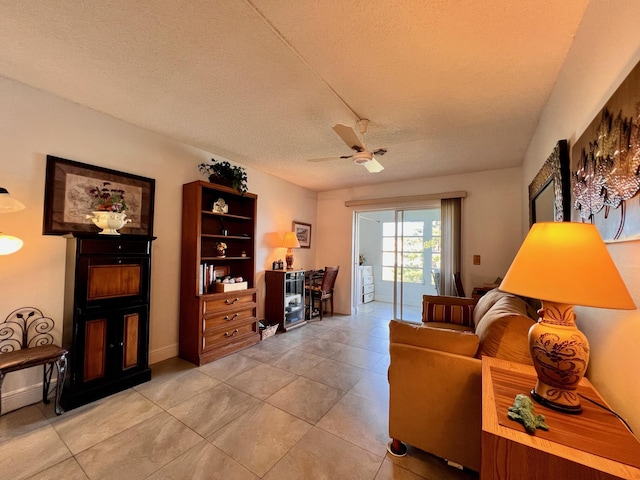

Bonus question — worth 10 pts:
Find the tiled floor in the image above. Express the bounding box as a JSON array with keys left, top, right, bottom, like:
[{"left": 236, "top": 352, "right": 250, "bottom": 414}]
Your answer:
[{"left": 0, "top": 303, "right": 478, "bottom": 480}]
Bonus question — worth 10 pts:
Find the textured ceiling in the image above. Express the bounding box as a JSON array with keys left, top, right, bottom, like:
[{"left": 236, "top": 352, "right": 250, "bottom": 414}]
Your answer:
[{"left": 0, "top": 0, "right": 589, "bottom": 191}]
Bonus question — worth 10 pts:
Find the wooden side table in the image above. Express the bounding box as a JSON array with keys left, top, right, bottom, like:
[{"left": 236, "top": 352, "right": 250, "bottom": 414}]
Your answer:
[{"left": 481, "top": 357, "right": 640, "bottom": 480}]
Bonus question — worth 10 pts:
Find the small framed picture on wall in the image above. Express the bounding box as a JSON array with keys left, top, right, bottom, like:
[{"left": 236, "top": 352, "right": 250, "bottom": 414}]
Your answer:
[{"left": 292, "top": 221, "right": 311, "bottom": 248}]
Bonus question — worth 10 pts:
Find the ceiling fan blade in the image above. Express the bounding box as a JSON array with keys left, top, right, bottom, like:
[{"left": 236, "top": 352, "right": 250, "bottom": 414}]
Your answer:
[
  {"left": 333, "top": 124, "right": 364, "bottom": 151},
  {"left": 364, "top": 158, "right": 384, "bottom": 173}
]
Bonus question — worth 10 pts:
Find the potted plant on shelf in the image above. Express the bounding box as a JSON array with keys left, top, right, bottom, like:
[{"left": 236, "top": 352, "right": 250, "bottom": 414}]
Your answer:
[
  {"left": 85, "top": 182, "right": 132, "bottom": 235},
  {"left": 198, "top": 158, "right": 248, "bottom": 194}
]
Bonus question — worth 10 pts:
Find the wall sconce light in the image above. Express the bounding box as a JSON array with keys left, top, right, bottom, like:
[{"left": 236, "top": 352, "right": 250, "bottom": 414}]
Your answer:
[
  {"left": 282, "top": 231, "right": 300, "bottom": 270},
  {"left": 0, "top": 233, "right": 24, "bottom": 255},
  {"left": 0, "top": 187, "right": 26, "bottom": 213},
  {"left": 0, "top": 187, "right": 25, "bottom": 255}
]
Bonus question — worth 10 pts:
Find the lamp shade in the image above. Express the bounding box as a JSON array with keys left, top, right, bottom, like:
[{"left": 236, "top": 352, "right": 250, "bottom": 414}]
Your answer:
[
  {"left": 0, "top": 233, "right": 23, "bottom": 255},
  {"left": 282, "top": 231, "right": 300, "bottom": 249},
  {"left": 0, "top": 188, "right": 25, "bottom": 213},
  {"left": 500, "top": 222, "right": 635, "bottom": 309}
]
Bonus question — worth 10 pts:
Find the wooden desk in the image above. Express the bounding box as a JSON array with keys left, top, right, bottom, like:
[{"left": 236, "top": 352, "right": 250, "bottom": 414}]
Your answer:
[{"left": 481, "top": 357, "right": 640, "bottom": 480}]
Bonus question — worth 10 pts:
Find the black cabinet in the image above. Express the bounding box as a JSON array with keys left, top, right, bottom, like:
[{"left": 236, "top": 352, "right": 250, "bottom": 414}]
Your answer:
[
  {"left": 62, "top": 235, "right": 153, "bottom": 410},
  {"left": 265, "top": 270, "right": 306, "bottom": 331}
]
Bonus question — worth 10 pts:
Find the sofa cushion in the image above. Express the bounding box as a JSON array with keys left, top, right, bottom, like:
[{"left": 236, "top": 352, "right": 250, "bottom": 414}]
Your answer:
[
  {"left": 473, "top": 295, "right": 535, "bottom": 365},
  {"left": 422, "top": 295, "right": 476, "bottom": 327},
  {"left": 472, "top": 288, "right": 508, "bottom": 326},
  {"left": 389, "top": 320, "right": 479, "bottom": 357}
]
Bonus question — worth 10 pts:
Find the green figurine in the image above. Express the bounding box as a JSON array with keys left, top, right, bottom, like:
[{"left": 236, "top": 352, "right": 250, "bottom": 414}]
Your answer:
[{"left": 507, "top": 394, "right": 549, "bottom": 434}]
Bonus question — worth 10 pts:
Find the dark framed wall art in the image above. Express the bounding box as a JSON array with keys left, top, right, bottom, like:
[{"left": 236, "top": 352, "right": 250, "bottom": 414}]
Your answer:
[
  {"left": 292, "top": 221, "right": 311, "bottom": 248},
  {"left": 43, "top": 155, "right": 155, "bottom": 236},
  {"left": 529, "top": 140, "right": 570, "bottom": 226}
]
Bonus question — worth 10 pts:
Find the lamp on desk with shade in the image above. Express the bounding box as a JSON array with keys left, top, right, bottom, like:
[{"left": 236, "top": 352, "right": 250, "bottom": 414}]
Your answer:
[
  {"left": 499, "top": 222, "right": 635, "bottom": 414},
  {"left": 282, "top": 231, "right": 300, "bottom": 270},
  {"left": 0, "top": 187, "right": 25, "bottom": 255}
]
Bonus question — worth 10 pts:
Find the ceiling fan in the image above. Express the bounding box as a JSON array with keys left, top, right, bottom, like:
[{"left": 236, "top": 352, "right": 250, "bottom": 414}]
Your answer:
[{"left": 309, "top": 119, "right": 386, "bottom": 173}]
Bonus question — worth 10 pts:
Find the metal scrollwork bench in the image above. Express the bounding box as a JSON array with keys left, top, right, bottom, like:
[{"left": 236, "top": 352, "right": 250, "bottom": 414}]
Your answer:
[{"left": 0, "top": 307, "right": 68, "bottom": 415}]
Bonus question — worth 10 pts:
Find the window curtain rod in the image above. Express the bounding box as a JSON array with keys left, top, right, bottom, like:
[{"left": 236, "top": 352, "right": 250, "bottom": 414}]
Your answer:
[{"left": 345, "top": 191, "right": 467, "bottom": 208}]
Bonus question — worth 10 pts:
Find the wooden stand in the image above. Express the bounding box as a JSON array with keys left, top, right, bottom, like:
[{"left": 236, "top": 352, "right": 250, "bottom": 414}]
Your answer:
[{"left": 481, "top": 357, "right": 640, "bottom": 479}]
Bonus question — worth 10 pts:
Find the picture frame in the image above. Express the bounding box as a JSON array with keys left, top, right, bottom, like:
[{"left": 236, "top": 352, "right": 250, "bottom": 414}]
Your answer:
[
  {"left": 43, "top": 155, "right": 155, "bottom": 236},
  {"left": 528, "top": 140, "right": 570, "bottom": 226},
  {"left": 292, "top": 221, "right": 311, "bottom": 248}
]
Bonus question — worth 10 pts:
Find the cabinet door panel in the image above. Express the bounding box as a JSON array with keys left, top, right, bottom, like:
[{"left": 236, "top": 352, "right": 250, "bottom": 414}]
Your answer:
[
  {"left": 84, "top": 318, "right": 107, "bottom": 382},
  {"left": 123, "top": 312, "right": 140, "bottom": 369},
  {"left": 88, "top": 264, "right": 142, "bottom": 300}
]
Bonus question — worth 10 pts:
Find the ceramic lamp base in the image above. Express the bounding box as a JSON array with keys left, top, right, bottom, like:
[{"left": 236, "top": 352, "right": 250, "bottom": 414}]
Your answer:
[{"left": 528, "top": 301, "right": 589, "bottom": 414}]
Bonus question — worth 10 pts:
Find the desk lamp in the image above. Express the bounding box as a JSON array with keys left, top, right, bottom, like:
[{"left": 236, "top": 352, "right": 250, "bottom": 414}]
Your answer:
[
  {"left": 282, "top": 232, "right": 300, "bottom": 270},
  {"left": 0, "top": 187, "right": 25, "bottom": 255},
  {"left": 500, "top": 222, "right": 635, "bottom": 413}
]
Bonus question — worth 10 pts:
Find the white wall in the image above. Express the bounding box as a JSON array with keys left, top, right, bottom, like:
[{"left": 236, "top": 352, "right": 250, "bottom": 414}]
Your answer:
[
  {"left": 521, "top": 1, "right": 640, "bottom": 435},
  {"left": 316, "top": 166, "right": 523, "bottom": 315},
  {"left": 0, "top": 76, "right": 317, "bottom": 413}
]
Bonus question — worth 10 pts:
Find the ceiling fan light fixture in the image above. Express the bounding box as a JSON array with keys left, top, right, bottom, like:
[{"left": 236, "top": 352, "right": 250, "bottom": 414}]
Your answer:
[{"left": 353, "top": 151, "right": 372, "bottom": 165}]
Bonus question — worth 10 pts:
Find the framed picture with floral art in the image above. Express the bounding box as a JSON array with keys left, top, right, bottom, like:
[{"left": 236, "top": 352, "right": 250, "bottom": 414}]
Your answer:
[{"left": 43, "top": 155, "right": 155, "bottom": 236}]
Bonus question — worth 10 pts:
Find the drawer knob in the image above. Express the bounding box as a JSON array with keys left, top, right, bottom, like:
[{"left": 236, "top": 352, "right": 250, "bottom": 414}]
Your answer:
[
  {"left": 225, "top": 297, "right": 240, "bottom": 305},
  {"left": 224, "top": 329, "right": 239, "bottom": 337}
]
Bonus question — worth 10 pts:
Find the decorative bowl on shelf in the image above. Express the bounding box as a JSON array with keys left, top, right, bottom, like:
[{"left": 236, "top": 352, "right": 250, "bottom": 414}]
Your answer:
[{"left": 86, "top": 211, "right": 131, "bottom": 235}]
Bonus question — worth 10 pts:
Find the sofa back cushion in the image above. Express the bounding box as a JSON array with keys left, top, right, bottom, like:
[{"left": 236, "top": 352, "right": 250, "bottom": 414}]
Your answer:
[
  {"left": 422, "top": 295, "right": 476, "bottom": 328},
  {"left": 474, "top": 295, "right": 535, "bottom": 365},
  {"left": 390, "top": 320, "right": 479, "bottom": 357}
]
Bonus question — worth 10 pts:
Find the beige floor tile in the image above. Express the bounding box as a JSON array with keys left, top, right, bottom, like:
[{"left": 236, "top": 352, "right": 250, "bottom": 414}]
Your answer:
[
  {"left": 350, "top": 370, "right": 390, "bottom": 406},
  {"left": 26, "top": 457, "right": 89, "bottom": 480},
  {"left": 333, "top": 344, "right": 386, "bottom": 369},
  {"left": 348, "top": 333, "right": 390, "bottom": 354},
  {"left": 371, "top": 354, "right": 391, "bottom": 374},
  {"left": 302, "top": 321, "right": 337, "bottom": 336},
  {"left": 75, "top": 412, "right": 202, "bottom": 480},
  {"left": 134, "top": 368, "right": 221, "bottom": 409},
  {"left": 316, "top": 327, "right": 364, "bottom": 345},
  {"left": 317, "top": 392, "right": 389, "bottom": 457},
  {"left": 238, "top": 339, "right": 291, "bottom": 363},
  {"left": 50, "top": 389, "right": 162, "bottom": 454},
  {"left": 146, "top": 440, "right": 258, "bottom": 480},
  {"left": 266, "top": 376, "right": 344, "bottom": 424},
  {"left": 295, "top": 337, "right": 347, "bottom": 358},
  {"left": 271, "top": 348, "right": 326, "bottom": 375},
  {"left": 226, "top": 363, "right": 297, "bottom": 400},
  {"left": 368, "top": 324, "right": 392, "bottom": 340},
  {"left": 266, "top": 331, "right": 312, "bottom": 348},
  {"left": 148, "top": 356, "right": 197, "bottom": 383},
  {"left": 169, "top": 383, "right": 261, "bottom": 437},
  {"left": 0, "top": 405, "right": 50, "bottom": 441},
  {"left": 386, "top": 444, "right": 479, "bottom": 480},
  {"left": 197, "top": 352, "right": 261, "bottom": 381},
  {"left": 210, "top": 403, "right": 312, "bottom": 477},
  {"left": 0, "top": 409, "right": 71, "bottom": 480},
  {"left": 303, "top": 358, "right": 367, "bottom": 391},
  {"left": 374, "top": 459, "right": 426, "bottom": 480},
  {"left": 264, "top": 426, "right": 382, "bottom": 480}
]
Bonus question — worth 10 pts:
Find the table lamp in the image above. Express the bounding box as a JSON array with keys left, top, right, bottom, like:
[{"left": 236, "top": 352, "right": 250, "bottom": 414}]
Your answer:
[
  {"left": 500, "top": 222, "right": 635, "bottom": 414},
  {"left": 282, "top": 231, "right": 300, "bottom": 270}
]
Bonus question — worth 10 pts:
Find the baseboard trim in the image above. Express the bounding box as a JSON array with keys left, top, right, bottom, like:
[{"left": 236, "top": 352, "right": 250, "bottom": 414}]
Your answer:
[
  {"left": 149, "top": 343, "right": 179, "bottom": 365},
  {"left": 1, "top": 380, "right": 57, "bottom": 415}
]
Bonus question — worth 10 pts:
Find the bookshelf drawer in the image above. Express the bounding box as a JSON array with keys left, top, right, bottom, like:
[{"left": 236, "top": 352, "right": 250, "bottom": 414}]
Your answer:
[
  {"left": 202, "top": 290, "right": 256, "bottom": 315},
  {"left": 203, "top": 321, "right": 256, "bottom": 352},
  {"left": 203, "top": 308, "right": 255, "bottom": 331}
]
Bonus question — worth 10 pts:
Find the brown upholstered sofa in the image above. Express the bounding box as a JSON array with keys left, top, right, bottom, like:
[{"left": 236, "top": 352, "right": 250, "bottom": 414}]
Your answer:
[{"left": 387, "top": 289, "right": 537, "bottom": 472}]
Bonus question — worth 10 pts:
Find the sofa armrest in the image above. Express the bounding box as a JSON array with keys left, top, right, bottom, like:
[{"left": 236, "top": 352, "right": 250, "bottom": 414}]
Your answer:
[{"left": 388, "top": 343, "right": 482, "bottom": 472}]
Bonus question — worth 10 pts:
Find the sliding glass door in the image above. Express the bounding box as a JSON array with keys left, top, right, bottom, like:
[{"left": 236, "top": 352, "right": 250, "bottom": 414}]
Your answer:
[{"left": 356, "top": 206, "right": 440, "bottom": 322}]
